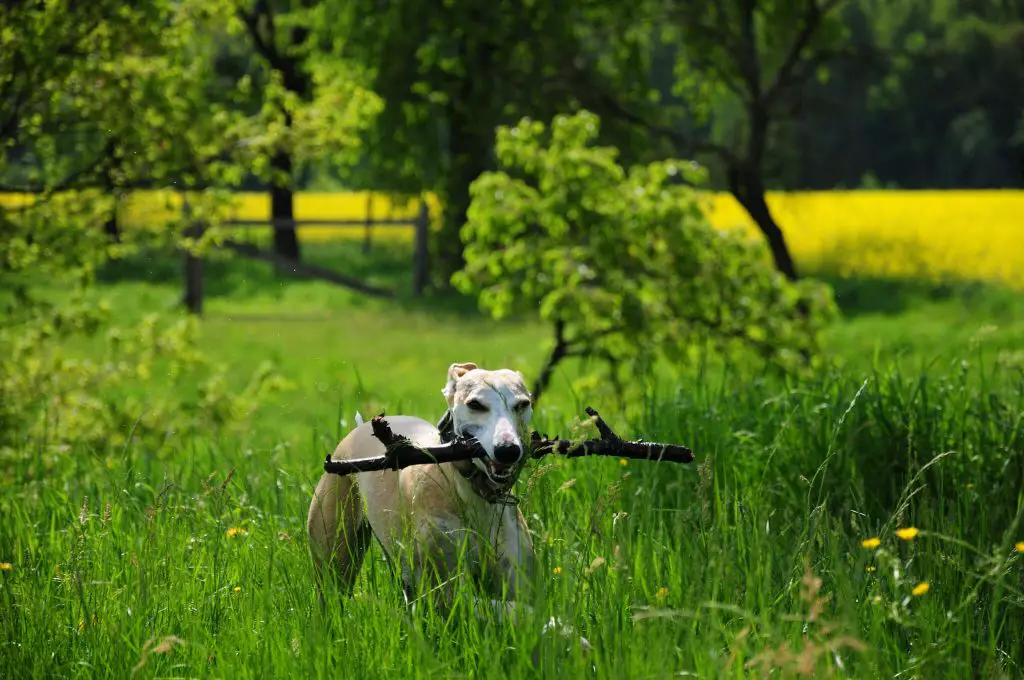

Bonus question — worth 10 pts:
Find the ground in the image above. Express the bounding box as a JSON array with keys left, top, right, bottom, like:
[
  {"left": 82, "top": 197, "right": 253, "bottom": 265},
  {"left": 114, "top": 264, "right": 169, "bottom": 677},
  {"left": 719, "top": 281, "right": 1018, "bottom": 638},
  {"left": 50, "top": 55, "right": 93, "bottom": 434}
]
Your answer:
[{"left": 2, "top": 241, "right": 1023, "bottom": 678}]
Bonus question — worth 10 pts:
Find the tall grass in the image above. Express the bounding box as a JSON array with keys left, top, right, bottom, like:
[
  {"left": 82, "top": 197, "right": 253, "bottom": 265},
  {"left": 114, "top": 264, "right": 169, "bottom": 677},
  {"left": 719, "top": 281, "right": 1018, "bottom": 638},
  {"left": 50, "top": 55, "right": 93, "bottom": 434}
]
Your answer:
[
  {"left": 2, "top": 354, "right": 1022, "bottom": 678},
  {"left": 3, "top": 246, "right": 1023, "bottom": 677}
]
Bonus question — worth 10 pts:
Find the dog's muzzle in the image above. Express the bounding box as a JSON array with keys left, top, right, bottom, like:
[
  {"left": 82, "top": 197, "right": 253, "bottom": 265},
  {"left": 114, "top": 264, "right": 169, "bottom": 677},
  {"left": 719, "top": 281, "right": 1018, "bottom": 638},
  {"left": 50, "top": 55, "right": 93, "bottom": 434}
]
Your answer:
[{"left": 485, "top": 443, "right": 523, "bottom": 482}]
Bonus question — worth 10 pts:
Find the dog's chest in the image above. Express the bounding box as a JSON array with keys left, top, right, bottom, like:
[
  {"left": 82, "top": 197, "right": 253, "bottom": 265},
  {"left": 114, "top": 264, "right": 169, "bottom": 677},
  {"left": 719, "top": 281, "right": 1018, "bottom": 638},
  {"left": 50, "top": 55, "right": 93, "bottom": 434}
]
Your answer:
[{"left": 464, "top": 497, "right": 532, "bottom": 585}]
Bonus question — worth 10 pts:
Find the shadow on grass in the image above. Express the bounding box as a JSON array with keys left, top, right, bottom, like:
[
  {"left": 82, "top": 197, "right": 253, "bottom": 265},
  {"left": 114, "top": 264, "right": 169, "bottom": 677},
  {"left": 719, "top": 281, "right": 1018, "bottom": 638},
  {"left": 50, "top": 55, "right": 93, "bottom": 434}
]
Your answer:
[
  {"left": 815, "top": 273, "right": 1022, "bottom": 319},
  {"left": 96, "top": 238, "right": 492, "bottom": 319},
  {"left": 98, "top": 239, "right": 1022, "bottom": 324}
]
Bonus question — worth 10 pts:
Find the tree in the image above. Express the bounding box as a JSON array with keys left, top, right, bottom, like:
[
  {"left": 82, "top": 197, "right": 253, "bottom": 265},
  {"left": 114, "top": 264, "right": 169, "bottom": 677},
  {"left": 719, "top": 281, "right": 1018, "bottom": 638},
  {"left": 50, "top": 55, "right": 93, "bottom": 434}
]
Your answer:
[
  {"left": 453, "top": 111, "right": 836, "bottom": 403},
  {"left": 319, "top": 0, "right": 647, "bottom": 288},
  {"left": 210, "top": 0, "right": 381, "bottom": 261},
  {"left": 577, "top": 0, "right": 855, "bottom": 280}
]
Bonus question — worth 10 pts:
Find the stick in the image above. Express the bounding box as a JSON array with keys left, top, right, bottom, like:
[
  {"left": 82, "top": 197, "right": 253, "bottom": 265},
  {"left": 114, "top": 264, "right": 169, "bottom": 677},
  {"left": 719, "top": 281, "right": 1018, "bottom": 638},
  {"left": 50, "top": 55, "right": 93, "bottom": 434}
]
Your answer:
[
  {"left": 323, "top": 414, "right": 487, "bottom": 475},
  {"left": 529, "top": 407, "right": 695, "bottom": 464},
  {"left": 322, "top": 408, "right": 694, "bottom": 476}
]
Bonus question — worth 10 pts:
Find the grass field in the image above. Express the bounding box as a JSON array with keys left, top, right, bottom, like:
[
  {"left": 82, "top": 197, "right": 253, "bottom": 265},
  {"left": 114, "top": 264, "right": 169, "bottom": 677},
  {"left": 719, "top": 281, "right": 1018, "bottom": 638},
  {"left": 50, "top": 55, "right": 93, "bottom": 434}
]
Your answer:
[{"left": 2, "top": 241, "right": 1024, "bottom": 678}]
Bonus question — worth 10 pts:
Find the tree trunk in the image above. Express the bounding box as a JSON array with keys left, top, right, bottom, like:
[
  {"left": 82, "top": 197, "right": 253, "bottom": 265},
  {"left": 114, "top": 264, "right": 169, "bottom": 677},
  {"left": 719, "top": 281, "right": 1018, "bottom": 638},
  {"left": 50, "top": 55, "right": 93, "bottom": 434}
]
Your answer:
[
  {"left": 434, "top": 32, "right": 495, "bottom": 290},
  {"left": 729, "top": 166, "right": 799, "bottom": 281},
  {"left": 271, "top": 150, "right": 300, "bottom": 263},
  {"left": 437, "top": 104, "right": 489, "bottom": 288}
]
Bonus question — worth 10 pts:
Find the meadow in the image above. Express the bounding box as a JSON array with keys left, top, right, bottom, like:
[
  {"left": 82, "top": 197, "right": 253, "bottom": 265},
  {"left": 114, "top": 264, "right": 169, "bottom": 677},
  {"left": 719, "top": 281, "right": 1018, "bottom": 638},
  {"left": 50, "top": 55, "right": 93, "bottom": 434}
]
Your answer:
[{"left": 2, "top": 225, "right": 1024, "bottom": 678}]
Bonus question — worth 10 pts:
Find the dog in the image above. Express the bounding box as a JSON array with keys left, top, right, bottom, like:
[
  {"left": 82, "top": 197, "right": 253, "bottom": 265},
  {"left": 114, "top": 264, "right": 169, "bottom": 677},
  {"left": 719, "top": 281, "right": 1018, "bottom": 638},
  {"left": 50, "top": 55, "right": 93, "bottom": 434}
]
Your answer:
[{"left": 307, "top": 362, "right": 539, "bottom": 624}]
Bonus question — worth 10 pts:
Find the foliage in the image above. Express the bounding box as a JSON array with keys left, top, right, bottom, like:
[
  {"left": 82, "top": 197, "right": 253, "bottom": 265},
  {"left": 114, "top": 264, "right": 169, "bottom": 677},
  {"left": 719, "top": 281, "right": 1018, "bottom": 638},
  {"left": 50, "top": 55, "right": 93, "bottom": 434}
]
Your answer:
[
  {"left": 773, "top": 0, "right": 1024, "bottom": 190},
  {"left": 0, "top": 0, "right": 290, "bottom": 453},
  {"left": 453, "top": 111, "right": 837, "bottom": 400},
  {"left": 213, "top": 0, "right": 383, "bottom": 188},
  {"left": 317, "top": 0, "right": 652, "bottom": 285}
]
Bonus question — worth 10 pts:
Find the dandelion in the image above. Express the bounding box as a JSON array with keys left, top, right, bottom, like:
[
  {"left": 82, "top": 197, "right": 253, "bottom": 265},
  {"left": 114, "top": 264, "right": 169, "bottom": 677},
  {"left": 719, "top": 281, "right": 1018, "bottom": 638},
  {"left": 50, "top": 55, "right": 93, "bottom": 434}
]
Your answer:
[
  {"left": 0, "top": 562, "right": 12, "bottom": 571},
  {"left": 911, "top": 582, "right": 930, "bottom": 596},
  {"left": 552, "top": 566, "right": 563, "bottom": 575},
  {"left": 655, "top": 587, "right": 669, "bottom": 600},
  {"left": 895, "top": 527, "right": 919, "bottom": 541},
  {"left": 233, "top": 586, "right": 242, "bottom": 593},
  {"left": 226, "top": 527, "right": 248, "bottom": 538},
  {"left": 1015, "top": 542, "right": 1024, "bottom": 553},
  {"left": 861, "top": 537, "right": 881, "bottom": 549},
  {"left": 619, "top": 459, "right": 628, "bottom": 467}
]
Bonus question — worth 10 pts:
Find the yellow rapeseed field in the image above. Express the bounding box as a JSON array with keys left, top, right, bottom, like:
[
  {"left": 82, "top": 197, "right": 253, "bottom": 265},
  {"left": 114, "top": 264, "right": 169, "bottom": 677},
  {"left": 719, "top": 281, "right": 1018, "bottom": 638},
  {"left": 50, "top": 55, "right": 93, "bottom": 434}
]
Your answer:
[
  {"left": 702, "top": 190, "right": 1024, "bottom": 289},
  {"left": 2, "top": 189, "right": 1021, "bottom": 289}
]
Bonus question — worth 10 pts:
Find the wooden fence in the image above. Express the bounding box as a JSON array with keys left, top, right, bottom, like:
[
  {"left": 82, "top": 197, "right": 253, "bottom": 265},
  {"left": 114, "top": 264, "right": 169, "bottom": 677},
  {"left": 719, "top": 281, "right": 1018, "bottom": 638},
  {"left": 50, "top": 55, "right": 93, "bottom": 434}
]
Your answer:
[{"left": 182, "top": 198, "right": 430, "bottom": 315}]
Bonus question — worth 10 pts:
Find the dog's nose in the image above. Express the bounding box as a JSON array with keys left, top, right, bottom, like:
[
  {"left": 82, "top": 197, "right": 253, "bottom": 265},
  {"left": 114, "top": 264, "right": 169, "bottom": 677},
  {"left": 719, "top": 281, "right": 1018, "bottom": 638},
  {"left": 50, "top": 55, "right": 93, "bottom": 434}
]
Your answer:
[{"left": 493, "top": 443, "right": 522, "bottom": 464}]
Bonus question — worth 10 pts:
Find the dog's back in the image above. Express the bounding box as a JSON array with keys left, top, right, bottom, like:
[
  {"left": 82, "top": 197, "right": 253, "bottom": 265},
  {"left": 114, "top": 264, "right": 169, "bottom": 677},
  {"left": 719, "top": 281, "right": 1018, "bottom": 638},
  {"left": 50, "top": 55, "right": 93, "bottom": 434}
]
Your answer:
[{"left": 307, "top": 415, "right": 439, "bottom": 597}]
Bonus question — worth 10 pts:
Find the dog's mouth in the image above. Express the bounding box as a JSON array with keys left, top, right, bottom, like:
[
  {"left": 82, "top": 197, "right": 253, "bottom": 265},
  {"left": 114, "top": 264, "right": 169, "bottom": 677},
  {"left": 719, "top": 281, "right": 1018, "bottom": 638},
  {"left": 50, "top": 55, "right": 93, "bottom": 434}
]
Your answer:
[{"left": 484, "top": 459, "right": 517, "bottom": 483}]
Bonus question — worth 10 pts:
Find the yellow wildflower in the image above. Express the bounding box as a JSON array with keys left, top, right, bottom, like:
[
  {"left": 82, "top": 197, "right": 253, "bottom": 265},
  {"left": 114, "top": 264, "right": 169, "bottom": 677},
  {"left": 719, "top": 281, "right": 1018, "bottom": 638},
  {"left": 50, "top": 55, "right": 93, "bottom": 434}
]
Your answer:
[
  {"left": 233, "top": 586, "right": 242, "bottom": 593},
  {"left": 0, "top": 562, "right": 12, "bottom": 571},
  {"left": 619, "top": 459, "right": 628, "bottom": 466},
  {"left": 655, "top": 587, "right": 669, "bottom": 600},
  {"left": 1015, "top": 542, "right": 1024, "bottom": 553},
  {"left": 552, "top": 566, "right": 563, "bottom": 575},
  {"left": 861, "top": 537, "right": 881, "bottom": 549},
  {"left": 911, "top": 582, "right": 930, "bottom": 596},
  {"left": 895, "top": 527, "right": 919, "bottom": 541},
  {"left": 226, "top": 527, "right": 248, "bottom": 538},
  {"left": 865, "top": 565, "right": 876, "bottom": 573}
]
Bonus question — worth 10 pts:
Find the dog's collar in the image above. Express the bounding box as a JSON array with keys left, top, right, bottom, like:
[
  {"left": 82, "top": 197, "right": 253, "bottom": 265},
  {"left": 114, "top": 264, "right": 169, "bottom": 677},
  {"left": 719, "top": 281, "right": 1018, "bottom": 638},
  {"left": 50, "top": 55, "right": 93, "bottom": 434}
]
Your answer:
[{"left": 437, "top": 411, "right": 520, "bottom": 506}]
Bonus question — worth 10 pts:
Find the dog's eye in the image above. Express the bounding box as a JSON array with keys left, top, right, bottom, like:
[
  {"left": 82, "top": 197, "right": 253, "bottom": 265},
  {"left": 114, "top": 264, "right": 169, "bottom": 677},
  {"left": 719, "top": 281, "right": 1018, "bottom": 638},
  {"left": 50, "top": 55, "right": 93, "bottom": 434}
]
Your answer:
[{"left": 466, "top": 399, "right": 488, "bottom": 412}]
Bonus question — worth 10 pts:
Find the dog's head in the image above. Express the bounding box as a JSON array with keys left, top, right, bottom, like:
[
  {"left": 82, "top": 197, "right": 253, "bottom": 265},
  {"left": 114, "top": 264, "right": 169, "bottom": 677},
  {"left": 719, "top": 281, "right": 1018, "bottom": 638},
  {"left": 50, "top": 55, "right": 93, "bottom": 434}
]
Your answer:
[{"left": 442, "top": 362, "right": 533, "bottom": 485}]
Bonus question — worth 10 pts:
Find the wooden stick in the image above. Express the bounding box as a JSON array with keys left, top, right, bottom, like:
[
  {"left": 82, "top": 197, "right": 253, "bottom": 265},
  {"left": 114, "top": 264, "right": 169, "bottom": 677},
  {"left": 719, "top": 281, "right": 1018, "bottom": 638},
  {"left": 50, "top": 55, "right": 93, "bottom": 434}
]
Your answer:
[{"left": 322, "top": 408, "right": 694, "bottom": 476}]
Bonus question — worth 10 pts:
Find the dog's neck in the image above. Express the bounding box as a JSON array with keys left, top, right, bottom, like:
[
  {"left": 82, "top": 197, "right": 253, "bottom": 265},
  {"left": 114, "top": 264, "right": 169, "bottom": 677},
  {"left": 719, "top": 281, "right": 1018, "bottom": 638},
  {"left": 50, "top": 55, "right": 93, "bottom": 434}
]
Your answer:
[{"left": 437, "top": 410, "right": 520, "bottom": 506}]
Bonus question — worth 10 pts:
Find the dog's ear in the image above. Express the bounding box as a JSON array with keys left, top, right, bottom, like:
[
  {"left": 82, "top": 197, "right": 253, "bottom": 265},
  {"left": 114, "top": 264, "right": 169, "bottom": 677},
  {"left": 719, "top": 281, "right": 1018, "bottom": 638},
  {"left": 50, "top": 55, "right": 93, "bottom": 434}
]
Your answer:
[{"left": 442, "top": 362, "right": 478, "bottom": 405}]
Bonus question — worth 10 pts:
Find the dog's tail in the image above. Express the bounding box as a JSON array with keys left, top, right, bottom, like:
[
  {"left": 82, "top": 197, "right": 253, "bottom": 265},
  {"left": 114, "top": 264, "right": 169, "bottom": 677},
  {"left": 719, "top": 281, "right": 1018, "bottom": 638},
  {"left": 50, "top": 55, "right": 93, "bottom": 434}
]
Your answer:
[{"left": 354, "top": 411, "right": 365, "bottom": 428}]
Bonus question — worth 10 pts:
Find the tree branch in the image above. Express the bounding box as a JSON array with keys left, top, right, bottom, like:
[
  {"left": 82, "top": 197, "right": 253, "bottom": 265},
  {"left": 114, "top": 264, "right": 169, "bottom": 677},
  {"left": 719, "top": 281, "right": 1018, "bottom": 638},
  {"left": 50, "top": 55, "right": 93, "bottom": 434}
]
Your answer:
[
  {"left": 237, "top": 2, "right": 311, "bottom": 96},
  {"left": 532, "top": 318, "right": 572, "bottom": 404},
  {"left": 737, "top": 0, "right": 763, "bottom": 103},
  {"left": 763, "top": 0, "right": 844, "bottom": 107},
  {"left": 237, "top": 5, "right": 279, "bottom": 69},
  {"left": 589, "top": 88, "right": 740, "bottom": 167}
]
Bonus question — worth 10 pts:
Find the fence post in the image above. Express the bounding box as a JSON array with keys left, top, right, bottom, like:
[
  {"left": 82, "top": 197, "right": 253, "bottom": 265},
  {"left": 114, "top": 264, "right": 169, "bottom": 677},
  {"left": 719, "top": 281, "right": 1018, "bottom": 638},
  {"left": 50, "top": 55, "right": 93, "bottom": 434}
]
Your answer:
[
  {"left": 362, "top": 192, "right": 374, "bottom": 254},
  {"left": 182, "top": 198, "right": 205, "bottom": 315},
  {"left": 412, "top": 198, "right": 430, "bottom": 297}
]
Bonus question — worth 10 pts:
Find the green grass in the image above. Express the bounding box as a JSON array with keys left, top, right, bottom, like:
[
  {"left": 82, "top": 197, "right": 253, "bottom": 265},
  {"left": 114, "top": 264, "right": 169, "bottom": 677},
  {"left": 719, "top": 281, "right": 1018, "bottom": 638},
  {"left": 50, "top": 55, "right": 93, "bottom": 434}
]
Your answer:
[{"left": 3, "top": 243, "right": 1024, "bottom": 678}]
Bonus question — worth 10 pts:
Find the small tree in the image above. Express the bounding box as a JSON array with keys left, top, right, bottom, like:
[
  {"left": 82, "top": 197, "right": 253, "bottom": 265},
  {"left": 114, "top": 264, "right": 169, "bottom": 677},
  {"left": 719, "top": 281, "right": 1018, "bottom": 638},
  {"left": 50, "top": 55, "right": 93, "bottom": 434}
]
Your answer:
[{"left": 453, "top": 111, "right": 836, "bottom": 403}]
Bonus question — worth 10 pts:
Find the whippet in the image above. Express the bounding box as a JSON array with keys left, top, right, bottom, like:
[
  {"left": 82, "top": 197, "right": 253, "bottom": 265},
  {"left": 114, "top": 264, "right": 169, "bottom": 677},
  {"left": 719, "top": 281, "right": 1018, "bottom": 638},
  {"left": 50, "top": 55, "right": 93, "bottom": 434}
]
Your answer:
[{"left": 307, "top": 362, "right": 539, "bottom": 623}]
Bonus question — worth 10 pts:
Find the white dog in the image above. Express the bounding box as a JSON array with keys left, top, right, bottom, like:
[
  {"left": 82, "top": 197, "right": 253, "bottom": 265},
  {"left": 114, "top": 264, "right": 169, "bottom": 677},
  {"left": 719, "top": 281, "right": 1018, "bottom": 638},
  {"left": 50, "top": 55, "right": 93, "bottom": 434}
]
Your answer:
[{"left": 307, "top": 362, "right": 538, "bottom": 622}]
